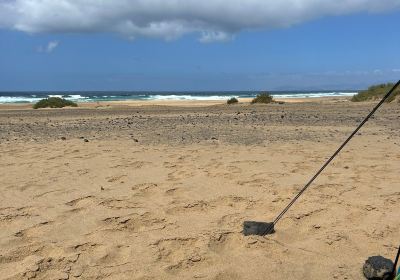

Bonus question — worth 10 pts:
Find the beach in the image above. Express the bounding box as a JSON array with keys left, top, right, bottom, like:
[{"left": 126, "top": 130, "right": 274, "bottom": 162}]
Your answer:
[{"left": 1, "top": 98, "right": 399, "bottom": 279}]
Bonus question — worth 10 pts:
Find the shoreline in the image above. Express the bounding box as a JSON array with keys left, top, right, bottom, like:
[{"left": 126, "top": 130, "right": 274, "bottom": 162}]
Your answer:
[{"left": 0, "top": 96, "right": 351, "bottom": 110}]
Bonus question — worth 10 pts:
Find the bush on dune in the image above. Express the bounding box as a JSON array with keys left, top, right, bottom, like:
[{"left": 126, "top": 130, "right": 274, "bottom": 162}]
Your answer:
[
  {"left": 251, "top": 92, "right": 274, "bottom": 104},
  {"left": 33, "top": 97, "right": 78, "bottom": 109},
  {"left": 351, "top": 83, "right": 400, "bottom": 103},
  {"left": 227, "top": 97, "right": 239, "bottom": 104}
]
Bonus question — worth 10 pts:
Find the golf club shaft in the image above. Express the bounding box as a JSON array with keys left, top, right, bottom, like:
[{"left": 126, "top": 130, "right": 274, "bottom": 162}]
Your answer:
[{"left": 265, "top": 80, "right": 400, "bottom": 235}]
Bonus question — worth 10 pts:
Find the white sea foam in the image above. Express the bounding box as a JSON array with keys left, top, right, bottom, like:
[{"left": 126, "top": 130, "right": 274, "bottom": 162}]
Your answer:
[
  {"left": 147, "top": 92, "right": 357, "bottom": 101},
  {"left": 67, "top": 94, "right": 86, "bottom": 99},
  {"left": 0, "top": 96, "right": 42, "bottom": 103},
  {"left": 0, "top": 94, "right": 90, "bottom": 103},
  {"left": 148, "top": 95, "right": 238, "bottom": 101},
  {"left": 65, "top": 94, "right": 89, "bottom": 101},
  {"left": 272, "top": 92, "right": 357, "bottom": 99}
]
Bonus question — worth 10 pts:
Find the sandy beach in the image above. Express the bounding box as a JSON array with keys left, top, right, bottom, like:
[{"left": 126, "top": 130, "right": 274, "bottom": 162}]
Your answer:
[{"left": 1, "top": 98, "right": 399, "bottom": 279}]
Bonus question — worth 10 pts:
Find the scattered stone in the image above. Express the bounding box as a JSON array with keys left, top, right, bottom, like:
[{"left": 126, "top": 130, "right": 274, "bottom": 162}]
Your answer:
[
  {"left": 363, "top": 256, "right": 394, "bottom": 280},
  {"left": 211, "top": 137, "right": 218, "bottom": 140},
  {"left": 60, "top": 137, "right": 66, "bottom": 141},
  {"left": 133, "top": 138, "right": 139, "bottom": 142},
  {"left": 84, "top": 139, "right": 89, "bottom": 142}
]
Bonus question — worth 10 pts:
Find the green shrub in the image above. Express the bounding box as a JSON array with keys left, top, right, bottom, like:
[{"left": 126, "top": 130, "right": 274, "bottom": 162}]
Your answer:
[
  {"left": 351, "top": 83, "right": 400, "bottom": 102},
  {"left": 227, "top": 97, "right": 239, "bottom": 104},
  {"left": 33, "top": 97, "right": 78, "bottom": 109},
  {"left": 251, "top": 92, "right": 274, "bottom": 104}
]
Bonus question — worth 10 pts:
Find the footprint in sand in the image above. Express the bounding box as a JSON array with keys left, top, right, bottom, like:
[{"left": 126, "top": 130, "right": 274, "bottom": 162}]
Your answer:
[
  {"left": 213, "top": 271, "right": 241, "bottom": 280},
  {"left": 152, "top": 237, "right": 205, "bottom": 271},
  {"left": 217, "top": 213, "right": 244, "bottom": 229},
  {"left": 0, "top": 244, "right": 44, "bottom": 265},
  {"left": 236, "top": 176, "right": 267, "bottom": 188},
  {"left": 291, "top": 207, "right": 326, "bottom": 221},
  {"left": 106, "top": 174, "right": 127, "bottom": 183},
  {"left": 110, "top": 160, "right": 151, "bottom": 169},
  {"left": 167, "top": 196, "right": 254, "bottom": 216},
  {"left": 324, "top": 231, "right": 348, "bottom": 246},
  {"left": 380, "top": 191, "right": 400, "bottom": 205},
  {"left": 65, "top": 195, "right": 96, "bottom": 207},
  {"left": 14, "top": 221, "right": 54, "bottom": 238},
  {"left": 102, "top": 212, "right": 167, "bottom": 233},
  {"left": 210, "top": 196, "right": 256, "bottom": 210},
  {"left": 166, "top": 200, "right": 211, "bottom": 215},
  {"left": 99, "top": 198, "right": 140, "bottom": 210},
  {"left": 167, "top": 169, "right": 196, "bottom": 181},
  {"left": 131, "top": 182, "right": 159, "bottom": 197},
  {"left": 208, "top": 232, "right": 239, "bottom": 254},
  {"left": 0, "top": 207, "right": 37, "bottom": 223},
  {"left": 205, "top": 165, "right": 242, "bottom": 180}
]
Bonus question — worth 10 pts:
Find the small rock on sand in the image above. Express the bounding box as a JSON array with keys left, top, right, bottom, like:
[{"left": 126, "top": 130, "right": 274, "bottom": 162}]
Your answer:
[{"left": 363, "top": 256, "right": 393, "bottom": 280}]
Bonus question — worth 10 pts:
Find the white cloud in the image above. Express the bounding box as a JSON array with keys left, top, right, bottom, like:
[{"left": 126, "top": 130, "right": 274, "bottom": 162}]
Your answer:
[
  {"left": 1, "top": 0, "right": 400, "bottom": 42},
  {"left": 38, "top": 41, "right": 59, "bottom": 53},
  {"left": 199, "top": 31, "right": 233, "bottom": 43}
]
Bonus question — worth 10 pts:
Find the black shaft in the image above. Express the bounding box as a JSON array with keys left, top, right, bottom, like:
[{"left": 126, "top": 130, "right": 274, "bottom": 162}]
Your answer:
[
  {"left": 263, "top": 80, "right": 400, "bottom": 235},
  {"left": 392, "top": 246, "right": 400, "bottom": 279}
]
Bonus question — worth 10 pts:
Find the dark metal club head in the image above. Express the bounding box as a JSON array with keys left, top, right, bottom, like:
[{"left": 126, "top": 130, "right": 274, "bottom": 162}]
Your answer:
[{"left": 243, "top": 221, "right": 275, "bottom": 236}]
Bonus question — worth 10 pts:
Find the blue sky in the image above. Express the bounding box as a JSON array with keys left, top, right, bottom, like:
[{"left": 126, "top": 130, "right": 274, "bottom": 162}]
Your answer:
[{"left": 0, "top": 1, "right": 399, "bottom": 91}]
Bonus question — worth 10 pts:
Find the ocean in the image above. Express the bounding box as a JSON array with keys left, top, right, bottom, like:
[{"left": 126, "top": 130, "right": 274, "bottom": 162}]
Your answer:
[{"left": 0, "top": 90, "right": 358, "bottom": 104}]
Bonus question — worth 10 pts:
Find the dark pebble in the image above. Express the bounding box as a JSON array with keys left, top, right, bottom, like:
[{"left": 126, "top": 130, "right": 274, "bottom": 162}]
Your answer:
[{"left": 363, "top": 256, "right": 394, "bottom": 280}]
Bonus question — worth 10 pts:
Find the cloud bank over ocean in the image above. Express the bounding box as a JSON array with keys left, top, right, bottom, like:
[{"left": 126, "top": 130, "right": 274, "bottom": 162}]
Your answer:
[{"left": 1, "top": 0, "right": 399, "bottom": 42}]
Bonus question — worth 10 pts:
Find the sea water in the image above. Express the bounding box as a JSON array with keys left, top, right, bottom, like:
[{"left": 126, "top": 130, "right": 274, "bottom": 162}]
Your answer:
[{"left": 0, "top": 91, "right": 358, "bottom": 104}]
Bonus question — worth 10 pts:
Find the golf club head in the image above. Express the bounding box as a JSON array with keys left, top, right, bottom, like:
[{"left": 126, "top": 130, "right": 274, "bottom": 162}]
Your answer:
[{"left": 243, "top": 221, "right": 275, "bottom": 236}]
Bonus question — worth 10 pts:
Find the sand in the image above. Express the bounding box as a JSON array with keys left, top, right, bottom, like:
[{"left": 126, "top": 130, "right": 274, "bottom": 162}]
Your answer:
[{"left": 1, "top": 98, "right": 399, "bottom": 279}]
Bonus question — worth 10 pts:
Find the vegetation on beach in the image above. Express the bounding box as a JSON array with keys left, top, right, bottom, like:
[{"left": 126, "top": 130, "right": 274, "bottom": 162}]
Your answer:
[
  {"left": 351, "top": 83, "right": 400, "bottom": 103},
  {"left": 251, "top": 92, "right": 274, "bottom": 104},
  {"left": 33, "top": 97, "right": 78, "bottom": 109},
  {"left": 227, "top": 97, "right": 239, "bottom": 104}
]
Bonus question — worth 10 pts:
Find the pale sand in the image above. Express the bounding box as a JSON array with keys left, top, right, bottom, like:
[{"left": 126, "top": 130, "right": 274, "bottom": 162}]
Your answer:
[{"left": 0, "top": 100, "right": 399, "bottom": 279}]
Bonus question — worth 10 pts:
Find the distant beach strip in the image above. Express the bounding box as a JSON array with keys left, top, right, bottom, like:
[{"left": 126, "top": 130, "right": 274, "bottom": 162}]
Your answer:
[{"left": 0, "top": 91, "right": 358, "bottom": 104}]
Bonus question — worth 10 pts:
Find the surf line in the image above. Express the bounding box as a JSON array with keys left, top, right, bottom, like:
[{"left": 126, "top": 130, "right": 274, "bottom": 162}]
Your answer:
[{"left": 243, "top": 80, "right": 400, "bottom": 236}]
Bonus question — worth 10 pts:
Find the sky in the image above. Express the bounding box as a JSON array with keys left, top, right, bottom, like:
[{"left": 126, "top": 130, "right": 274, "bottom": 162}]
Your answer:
[{"left": 0, "top": 0, "right": 400, "bottom": 91}]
